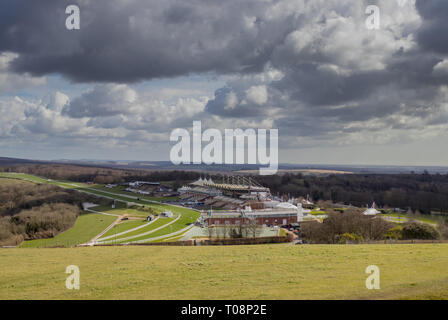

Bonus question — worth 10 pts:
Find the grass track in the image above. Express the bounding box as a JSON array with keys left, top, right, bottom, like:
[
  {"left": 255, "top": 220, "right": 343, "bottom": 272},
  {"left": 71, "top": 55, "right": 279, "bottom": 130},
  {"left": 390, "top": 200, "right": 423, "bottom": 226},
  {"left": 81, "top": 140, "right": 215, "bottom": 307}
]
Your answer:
[
  {"left": 124, "top": 214, "right": 193, "bottom": 243},
  {"left": 100, "top": 220, "right": 146, "bottom": 239},
  {"left": 0, "top": 244, "right": 447, "bottom": 299},
  {"left": 98, "top": 217, "right": 175, "bottom": 243}
]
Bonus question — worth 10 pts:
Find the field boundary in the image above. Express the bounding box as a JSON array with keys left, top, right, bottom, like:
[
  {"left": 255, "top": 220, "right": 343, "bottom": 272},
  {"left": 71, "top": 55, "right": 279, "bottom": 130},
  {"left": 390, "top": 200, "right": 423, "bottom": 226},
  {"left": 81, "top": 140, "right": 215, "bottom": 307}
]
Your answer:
[{"left": 91, "top": 235, "right": 291, "bottom": 246}]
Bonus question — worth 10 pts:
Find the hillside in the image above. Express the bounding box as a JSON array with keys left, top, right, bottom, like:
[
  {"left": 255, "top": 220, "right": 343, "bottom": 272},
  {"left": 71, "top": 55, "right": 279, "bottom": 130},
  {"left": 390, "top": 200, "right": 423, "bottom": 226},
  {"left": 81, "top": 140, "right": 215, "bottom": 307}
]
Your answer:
[{"left": 0, "top": 244, "right": 447, "bottom": 299}]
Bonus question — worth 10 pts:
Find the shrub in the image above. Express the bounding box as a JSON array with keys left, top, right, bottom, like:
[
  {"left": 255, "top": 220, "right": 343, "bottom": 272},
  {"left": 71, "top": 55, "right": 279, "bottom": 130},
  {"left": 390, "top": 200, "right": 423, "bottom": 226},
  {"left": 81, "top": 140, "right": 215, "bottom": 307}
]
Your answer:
[
  {"left": 401, "top": 222, "right": 440, "bottom": 240},
  {"left": 437, "top": 222, "right": 448, "bottom": 240},
  {"left": 337, "top": 233, "right": 364, "bottom": 244},
  {"left": 301, "top": 211, "right": 393, "bottom": 244},
  {"left": 384, "top": 226, "right": 403, "bottom": 240}
]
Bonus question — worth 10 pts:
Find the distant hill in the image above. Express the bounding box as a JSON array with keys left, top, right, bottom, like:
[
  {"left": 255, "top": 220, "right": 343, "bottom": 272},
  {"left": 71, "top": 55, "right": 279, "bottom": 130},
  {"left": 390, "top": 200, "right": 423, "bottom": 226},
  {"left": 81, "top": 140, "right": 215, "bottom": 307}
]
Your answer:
[
  {"left": 53, "top": 159, "right": 448, "bottom": 175},
  {"left": 0, "top": 157, "right": 43, "bottom": 166},
  {"left": 2, "top": 156, "right": 448, "bottom": 175}
]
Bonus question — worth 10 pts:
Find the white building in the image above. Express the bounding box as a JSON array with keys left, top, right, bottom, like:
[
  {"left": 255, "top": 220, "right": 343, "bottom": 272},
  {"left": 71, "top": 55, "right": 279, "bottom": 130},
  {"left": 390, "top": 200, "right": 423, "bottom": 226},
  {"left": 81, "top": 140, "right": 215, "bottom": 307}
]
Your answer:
[{"left": 363, "top": 202, "right": 380, "bottom": 216}]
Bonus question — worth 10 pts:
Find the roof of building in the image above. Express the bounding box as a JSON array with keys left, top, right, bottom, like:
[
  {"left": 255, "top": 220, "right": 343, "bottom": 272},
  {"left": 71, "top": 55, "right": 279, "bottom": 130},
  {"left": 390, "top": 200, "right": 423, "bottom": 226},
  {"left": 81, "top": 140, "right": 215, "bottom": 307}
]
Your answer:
[
  {"left": 363, "top": 208, "right": 380, "bottom": 215},
  {"left": 189, "top": 176, "right": 270, "bottom": 193},
  {"left": 205, "top": 207, "right": 299, "bottom": 219}
]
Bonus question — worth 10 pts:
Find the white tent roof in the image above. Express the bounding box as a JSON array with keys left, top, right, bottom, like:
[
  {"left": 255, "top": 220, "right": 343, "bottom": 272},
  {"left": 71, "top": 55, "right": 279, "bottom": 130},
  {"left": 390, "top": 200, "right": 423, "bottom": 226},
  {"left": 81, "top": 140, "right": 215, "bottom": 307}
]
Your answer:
[
  {"left": 276, "top": 202, "right": 298, "bottom": 209},
  {"left": 363, "top": 208, "right": 380, "bottom": 216}
]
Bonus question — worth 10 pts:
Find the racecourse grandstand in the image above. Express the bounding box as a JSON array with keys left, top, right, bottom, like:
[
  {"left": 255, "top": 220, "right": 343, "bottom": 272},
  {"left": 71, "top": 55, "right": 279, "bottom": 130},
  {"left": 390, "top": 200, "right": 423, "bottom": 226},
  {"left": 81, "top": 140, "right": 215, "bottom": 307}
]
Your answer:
[{"left": 178, "top": 176, "right": 271, "bottom": 210}]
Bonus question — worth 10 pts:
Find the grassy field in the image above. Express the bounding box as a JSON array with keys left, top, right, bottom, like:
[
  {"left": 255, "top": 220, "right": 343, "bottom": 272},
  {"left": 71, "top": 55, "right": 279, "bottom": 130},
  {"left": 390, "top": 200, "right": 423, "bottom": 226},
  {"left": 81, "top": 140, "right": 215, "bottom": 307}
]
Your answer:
[
  {"left": 98, "top": 217, "right": 176, "bottom": 243},
  {"left": 90, "top": 204, "right": 159, "bottom": 218},
  {"left": 20, "top": 213, "right": 117, "bottom": 248},
  {"left": 91, "top": 185, "right": 180, "bottom": 202},
  {"left": 100, "top": 220, "right": 146, "bottom": 238},
  {"left": 309, "top": 210, "right": 326, "bottom": 216},
  {"left": 382, "top": 212, "right": 445, "bottom": 225},
  {"left": 0, "top": 244, "right": 447, "bottom": 299}
]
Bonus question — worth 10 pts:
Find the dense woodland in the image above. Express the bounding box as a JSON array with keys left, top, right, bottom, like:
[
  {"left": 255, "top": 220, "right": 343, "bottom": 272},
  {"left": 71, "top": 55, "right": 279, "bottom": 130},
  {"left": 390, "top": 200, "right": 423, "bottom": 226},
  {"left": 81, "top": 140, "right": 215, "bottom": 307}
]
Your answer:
[
  {"left": 3, "top": 164, "right": 448, "bottom": 214},
  {"left": 0, "top": 178, "right": 97, "bottom": 246},
  {"left": 257, "top": 173, "right": 448, "bottom": 214}
]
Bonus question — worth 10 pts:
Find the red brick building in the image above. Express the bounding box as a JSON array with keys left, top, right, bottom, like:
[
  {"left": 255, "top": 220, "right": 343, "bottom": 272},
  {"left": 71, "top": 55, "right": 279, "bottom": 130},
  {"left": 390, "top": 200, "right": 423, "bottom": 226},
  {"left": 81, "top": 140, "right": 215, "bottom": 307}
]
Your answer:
[{"left": 203, "top": 208, "right": 299, "bottom": 226}]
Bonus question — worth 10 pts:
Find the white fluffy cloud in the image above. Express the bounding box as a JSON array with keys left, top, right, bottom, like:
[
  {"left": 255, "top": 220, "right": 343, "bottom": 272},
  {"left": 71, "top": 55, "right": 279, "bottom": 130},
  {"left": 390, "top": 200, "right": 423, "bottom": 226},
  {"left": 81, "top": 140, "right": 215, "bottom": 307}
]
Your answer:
[
  {"left": 63, "top": 84, "right": 138, "bottom": 118},
  {"left": 0, "top": 84, "right": 210, "bottom": 151},
  {"left": 245, "top": 85, "right": 268, "bottom": 105}
]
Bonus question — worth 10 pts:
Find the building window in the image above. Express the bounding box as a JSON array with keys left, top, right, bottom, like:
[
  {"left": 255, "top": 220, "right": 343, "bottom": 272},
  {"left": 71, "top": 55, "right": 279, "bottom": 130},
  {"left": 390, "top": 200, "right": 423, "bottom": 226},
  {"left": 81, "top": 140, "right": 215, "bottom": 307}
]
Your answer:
[{"left": 225, "top": 221, "right": 230, "bottom": 225}]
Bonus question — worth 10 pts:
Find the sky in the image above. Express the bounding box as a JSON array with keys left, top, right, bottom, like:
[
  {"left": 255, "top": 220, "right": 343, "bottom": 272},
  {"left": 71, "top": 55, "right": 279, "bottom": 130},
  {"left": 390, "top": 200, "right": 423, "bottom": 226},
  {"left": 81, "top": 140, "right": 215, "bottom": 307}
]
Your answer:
[{"left": 1, "top": 0, "right": 448, "bottom": 166}]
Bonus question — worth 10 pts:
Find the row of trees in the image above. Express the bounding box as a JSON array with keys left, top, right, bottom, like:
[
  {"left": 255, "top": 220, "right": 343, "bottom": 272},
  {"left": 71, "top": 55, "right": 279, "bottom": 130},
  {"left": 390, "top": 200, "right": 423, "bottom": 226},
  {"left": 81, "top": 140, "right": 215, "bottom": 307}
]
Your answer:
[
  {"left": 0, "top": 181, "right": 96, "bottom": 216},
  {"left": 204, "top": 220, "right": 263, "bottom": 239}
]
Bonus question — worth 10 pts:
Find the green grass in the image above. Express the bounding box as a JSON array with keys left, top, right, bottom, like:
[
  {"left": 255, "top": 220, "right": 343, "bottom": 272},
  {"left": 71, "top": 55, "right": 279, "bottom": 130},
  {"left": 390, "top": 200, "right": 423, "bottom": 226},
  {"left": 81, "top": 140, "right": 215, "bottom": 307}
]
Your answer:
[
  {"left": 92, "top": 185, "right": 180, "bottom": 202},
  {"left": 100, "top": 217, "right": 175, "bottom": 242},
  {"left": 309, "top": 210, "right": 326, "bottom": 216},
  {"left": 90, "top": 205, "right": 158, "bottom": 218},
  {"left": 91, "top": 185, "right": 127, "bottom": 193},
  {"left": 382, "top": 213, "right": 444, "bottom": 225},
  {"left": 20, "top": 213, "right": 117, "bottom": 248},
  {"left": 0, "top": 172, "right": 48, "bottom": 184},
  {"left": 117, "top": 211, "right": 196, "bottom": 243},
  {"left": 100, "top": 220, "right": 146, "bottom": 238},
  {"left": 0, "top": 244, "right": 447, "bottom": 299}
]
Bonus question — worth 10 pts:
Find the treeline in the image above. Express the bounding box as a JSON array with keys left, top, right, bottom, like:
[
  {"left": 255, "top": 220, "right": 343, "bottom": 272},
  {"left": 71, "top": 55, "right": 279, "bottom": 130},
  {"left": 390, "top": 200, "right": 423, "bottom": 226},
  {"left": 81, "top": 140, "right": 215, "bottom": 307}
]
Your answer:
[
  {"left": 0, "top": 182, "right": 95, "bottom": 216},
  {"left": 1, "top": 164, "right": 140, "bottom": 184},
  {"left": 0, "top": 180, "right": 98, "bottom": 246},
  {"left": 0, "top": 203, "right": 80, "bottom": 246},
  {"left": 257, "top": 173, "right": 448, "bottom": 214}
]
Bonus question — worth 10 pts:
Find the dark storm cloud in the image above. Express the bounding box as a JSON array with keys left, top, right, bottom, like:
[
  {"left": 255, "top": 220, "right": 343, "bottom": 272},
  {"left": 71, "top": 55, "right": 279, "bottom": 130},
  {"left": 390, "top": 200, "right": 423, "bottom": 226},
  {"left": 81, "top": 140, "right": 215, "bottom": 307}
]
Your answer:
[
  {"left": 0, "top": 0, "right": 294, "bottom": 83},
  {"left": 416, "top": 0, "right": 448, "bottom": 54},
  {"left": 272, "top": 64, "right": 388, "bottom": 107},
  {"left": 195, "top": 0, "right": 448, "bottom": 151},
  {"left": 0, "top": 0, "right": 446, "bottom": 87}
]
